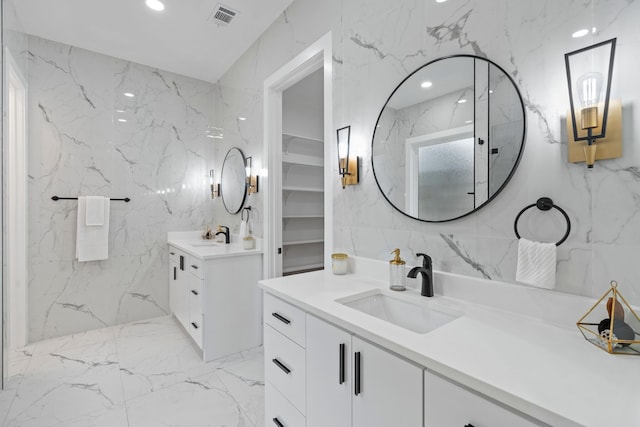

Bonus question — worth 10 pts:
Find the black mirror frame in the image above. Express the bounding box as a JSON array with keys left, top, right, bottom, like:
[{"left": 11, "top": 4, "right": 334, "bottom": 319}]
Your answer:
[
  {"left": 221, "top": 147, "right": 249, "bottom": 215},
  {"left": 371, "top": 54, "right": 527, "bottom": 223}
]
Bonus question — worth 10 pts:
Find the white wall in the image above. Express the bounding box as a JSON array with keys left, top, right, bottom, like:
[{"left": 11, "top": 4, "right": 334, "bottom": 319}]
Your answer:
[
  {"left": 26, "top": 36, "right": 215, "bottom": 341},
  {"left": 215, "top": 0, "right": 640, "bottom": 305}
]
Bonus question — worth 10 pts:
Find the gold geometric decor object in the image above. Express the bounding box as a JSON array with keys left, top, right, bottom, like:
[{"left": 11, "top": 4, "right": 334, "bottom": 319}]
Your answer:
[{"left": 577, "top": 281, "right": 640, "bottom": 355}]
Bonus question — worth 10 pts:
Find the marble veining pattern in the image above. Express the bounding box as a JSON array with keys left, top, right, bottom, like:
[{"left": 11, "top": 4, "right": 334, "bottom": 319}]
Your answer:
[
  {"left": 0, "top": 316, "right": 265, "bottom": 427},
  {"left": 27, "top": 35, "right": 216, "bottom": 342},
  {"left": 213, "top": 0, "right": 640, "bottom": 305}
]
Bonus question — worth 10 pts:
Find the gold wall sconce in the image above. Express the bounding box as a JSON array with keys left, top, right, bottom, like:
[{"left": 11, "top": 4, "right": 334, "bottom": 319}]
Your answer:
[
  {"left": 565, "top": 38, "right": 621, "bottom": 168},
  {"left": 337, "top": 125, "right": 360, "bottom": 189},
  {"left": 245, "top": 156, "right": 259, "bottom": 195},
  {"left": 209, "top": 169, "right": 220, "bottom": 199}
]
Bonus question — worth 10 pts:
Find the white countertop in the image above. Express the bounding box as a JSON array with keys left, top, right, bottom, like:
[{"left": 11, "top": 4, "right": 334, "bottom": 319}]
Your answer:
[
  {"left": 168, "top": 231, "right": 262, "bottom": 260},
  {"left": 259, "top": 264, "right": 640, "bottom": 427}
]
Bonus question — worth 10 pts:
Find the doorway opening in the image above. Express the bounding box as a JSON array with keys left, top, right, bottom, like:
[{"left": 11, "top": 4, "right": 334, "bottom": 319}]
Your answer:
[
  {"left": 4, "top": 46, "right": 28, "bottom": 372},
  {"left": 263, "top": 33, "right": 333, "bottom": 279}
]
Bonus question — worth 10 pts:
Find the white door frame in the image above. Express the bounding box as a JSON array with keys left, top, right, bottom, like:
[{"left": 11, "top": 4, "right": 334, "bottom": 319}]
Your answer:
[
  {"left": 4, "top": 47, "right": 28, "bottom": 352},
  {"left": 263, "top": 32, "right": 334, "bottom": 279}
]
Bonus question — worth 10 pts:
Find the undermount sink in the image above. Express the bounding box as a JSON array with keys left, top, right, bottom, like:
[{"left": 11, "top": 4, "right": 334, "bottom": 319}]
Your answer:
[
  {"left": 338, "top": 290, "right": 460, "bottom": 334},
  {"left": 189, "top": 241, "right": 221, "bottom": 247}
]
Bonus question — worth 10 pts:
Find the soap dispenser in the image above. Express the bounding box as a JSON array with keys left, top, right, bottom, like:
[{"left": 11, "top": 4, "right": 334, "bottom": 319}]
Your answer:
[{"left": 389, "top": 248, "right": 407, "bottom": 291}]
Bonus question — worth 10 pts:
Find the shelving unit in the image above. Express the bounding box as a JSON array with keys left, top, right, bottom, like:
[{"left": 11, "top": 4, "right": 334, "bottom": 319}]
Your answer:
[{"left": 282, "top": 133, "right": 324, "bottom": 276}]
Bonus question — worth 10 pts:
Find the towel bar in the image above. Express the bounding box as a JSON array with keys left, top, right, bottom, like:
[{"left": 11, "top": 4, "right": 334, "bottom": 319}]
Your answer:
[
  {"left": 514, "top": 197, "right": 570, "bottom": 246},
  {"left": 51, "top": 196, "right": 131, "bottom": 202}
]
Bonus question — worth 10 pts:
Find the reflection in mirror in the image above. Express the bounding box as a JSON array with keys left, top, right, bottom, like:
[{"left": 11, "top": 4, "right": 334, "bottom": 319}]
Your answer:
[
  {"left": 221, "top": 147, "right": 248, "bottom": 214},
  {"left": 372, "top": 55, "right": 525, "bottom": 222}
]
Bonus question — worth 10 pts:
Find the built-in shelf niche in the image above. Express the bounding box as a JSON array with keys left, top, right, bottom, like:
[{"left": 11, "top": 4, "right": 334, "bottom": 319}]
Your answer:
[{"left": 281, "top": 132, "right": 324, "bottom": 276}]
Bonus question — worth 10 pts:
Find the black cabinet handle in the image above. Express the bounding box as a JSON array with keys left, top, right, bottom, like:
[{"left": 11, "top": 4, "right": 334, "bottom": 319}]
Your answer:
[
  {"left": 272, "top": 358, "right": 291, "bottom": 374},
  {"left": 191, "top": 322, "right": 199, "bottom": 329},
  {"left": 173, "top": 266, "right": 176, "bottom": 280},
  {"left": 464, "top": 425, "right": 475, "bottom": 427},
  {"left": 272, "top": 312, "right": 291, "bottom": 325},
  {"left": 339, "top": 343, "right": 345, "bottom": 384},
  {"left": 179, "top": 255, "right": 184, "bottom": 271},
  {"left": 191, "top": 264, "right": 199, "bottom": 270},
  {"left": 191, "top": 290, "right": 198, "bottom": 295},
  {"left": 272, "top": 418, "right": 284, "bottom": 427},
  {"left": 170, "top": 251, "right": 175, "bottom": 255},
  {"left": 354, "top": 351, "right": 361, "bottom": 395}
]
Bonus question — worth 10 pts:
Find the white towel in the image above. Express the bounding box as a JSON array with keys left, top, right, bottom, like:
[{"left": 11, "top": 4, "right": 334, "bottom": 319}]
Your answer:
[
  {"left": 76, "top": 196, "right": 110, "bottom": 262},
  {"left": 515, "top": 238, "right": 556, "bottom": 289},
  {"left": 85, "top": 196, "right": 106, "bottom": 226},
  {"left": 239, "top": 217, "right": 248, "bottom": 238}
]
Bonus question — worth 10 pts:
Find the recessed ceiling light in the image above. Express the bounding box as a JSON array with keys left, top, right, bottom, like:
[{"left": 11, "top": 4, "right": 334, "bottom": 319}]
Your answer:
[
  {"left": 421, "top": 81, "right": 433, "bottom": 89},
  {"left": 118, "top": 119, "right": 128, "bottom": 123},
  {"left": 572, "top": 29, "right": 589, "bottom": 38},
  {"left": 146, "top": 0, "right": 165, "bottom": 11},
  {"left": 238, "top": 117, "right": 247, "bottom": 121},
  {"left": 124, "top": 92, "right": 135, "bottom": 98},
  {"left": 457, "top": 99, "right": 467, "bottom": 104},
  {"left": 436, "top": 0, "right": 447, "bottom": 3},
  {"left": 116, "top": 109, "right": 125, "bottom": 113},
  {"left": 489, "top": 90, "right": 494, "bottom": 94},
  {"left": 465, "top": 120, "right": 473, "bottom": 124}
]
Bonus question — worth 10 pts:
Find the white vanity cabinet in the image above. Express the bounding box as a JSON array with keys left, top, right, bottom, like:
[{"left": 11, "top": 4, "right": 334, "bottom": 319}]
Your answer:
[
  {"left": 263, "top": 294, "right": 307, "bottom": 426},
  {"left": 263, "top": 295, "right": 423, "bottom": 427},
  {"left": 168, "top": 244, "right": 262, "bottom": 362},
  {"left": 305, "top": 315, "right": 422, "bottom": 427},
  {"left": 169, "top": 247, "right": 189, "bottom": 328},
  {"left": 424, "top": 370, "right": 542, "bottom": 427}
]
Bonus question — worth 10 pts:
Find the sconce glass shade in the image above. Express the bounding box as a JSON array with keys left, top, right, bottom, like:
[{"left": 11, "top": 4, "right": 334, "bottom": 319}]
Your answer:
[
  {"left": 337, "top": 125, "right": 351, "bottom": 173},
  {"left": 565, "top": 38, "right": 616, "bottom": 142}
]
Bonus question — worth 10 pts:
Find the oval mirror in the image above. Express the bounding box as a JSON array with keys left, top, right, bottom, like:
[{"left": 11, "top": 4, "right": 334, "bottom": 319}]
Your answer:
[
  {"left": 221, "top": 147, "right": 248, "bottom": 214},
  {"left": 372, "top": 55, "right": 526, "bottom": 222}
]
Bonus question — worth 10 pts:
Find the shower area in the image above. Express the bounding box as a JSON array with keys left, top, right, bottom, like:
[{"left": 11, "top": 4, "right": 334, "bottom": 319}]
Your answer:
[{"left": 1, "top": 0, "right": 218, "bottom": 387}]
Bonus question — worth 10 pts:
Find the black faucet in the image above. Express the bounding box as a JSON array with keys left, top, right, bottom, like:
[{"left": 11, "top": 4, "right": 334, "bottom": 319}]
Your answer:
[
  {"left": 215, "top": 225, "right": 230, "bottom": 244},
  {"left": 407, "top": 253, "right": 433, "bottom": 297}
]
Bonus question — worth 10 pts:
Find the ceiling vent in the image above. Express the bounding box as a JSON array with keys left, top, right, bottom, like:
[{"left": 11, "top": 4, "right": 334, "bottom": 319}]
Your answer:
[{"left": 209, "top": 3, "right": 239, "bottom": 26}]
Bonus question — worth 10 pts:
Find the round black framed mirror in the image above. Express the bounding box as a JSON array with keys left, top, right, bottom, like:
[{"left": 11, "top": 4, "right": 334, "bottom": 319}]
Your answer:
[
  {"left": 220, "top": 147, "right": 248, "bottom": 214},
  {"left": 371, "top": 55, "right": 526, "bottom": 222}
]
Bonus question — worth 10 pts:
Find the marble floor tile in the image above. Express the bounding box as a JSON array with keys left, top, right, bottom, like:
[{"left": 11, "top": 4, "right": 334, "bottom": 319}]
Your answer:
[
  {"left": 4, "top": 340, "right": 124, "bottom": 426},
  {"left": 116, "top": 319, "right": 217, "bottom": 401},
  {"left": 1, "top": 315, "right": 265, "bottom": 427},
  {"left": 125, "top": 371, "right": 255, "bottom": 427},
  {"left": 215, "top": 347, "right": 265, "bottom": 427},
  {"left": 0, "top": 388, "right": 17, "bottom": 426}
]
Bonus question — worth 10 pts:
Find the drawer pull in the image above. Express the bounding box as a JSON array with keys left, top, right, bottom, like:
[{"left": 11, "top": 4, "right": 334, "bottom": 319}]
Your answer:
[
  {"left": 272, "top": 418, "right": 284, "bottom": 427},
  {"left": 339, "top": 343, "right": 345, "bottom": 384},
  {"left": 179, "top": 255, "right": 184, "bottom": 271},
  {"left": 272, "top": 312, "right": 291, "bottom": 325},
  {"left": 173, "top": 266, "right": 176, "bottom": 280},
  {"left": 191, "top": 290, "right": 199, "bottom": 296},
  {"left": 169, "top": 251, "right": 175, "bottom": 255},
  {"left": 191, "top": 322, "right": 199, "bottom": 329},
  {"left": 272, "top": 358, "right": 291, "bottom": 375},
  {"left": 464, "top": 425, "right": 475, "bottom": 427},
  {"left": 354, "top": 351, "right": 361, "bottom": 395},
  {"left": 191, "top": 264, "right": 199, "bottom": 270}
]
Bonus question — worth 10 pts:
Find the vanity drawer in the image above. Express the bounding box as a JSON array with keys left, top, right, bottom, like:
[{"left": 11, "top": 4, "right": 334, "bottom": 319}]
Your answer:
[
  {"left": 266, "top": 381, "right": 305, "bottom": 427},
  {"left": 424, "top": 370, "right": 540, "bottom": 427},
  {"left": 168, "top": 246, "right": 184, "bottom": 264},
  {"left": 189, "top": 257, "right": 204, "bottom": 279},
  {"left": 264, "top": 325, "right": 306, "bottom": 414},
  {"left": 264, "top": 294, "right": 306, "bottom": 347}
]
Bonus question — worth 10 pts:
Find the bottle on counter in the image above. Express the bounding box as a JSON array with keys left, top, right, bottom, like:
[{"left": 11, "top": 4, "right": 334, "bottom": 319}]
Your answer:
[{"left": 389, "top": 248, "right": 406, "bottom": 291}]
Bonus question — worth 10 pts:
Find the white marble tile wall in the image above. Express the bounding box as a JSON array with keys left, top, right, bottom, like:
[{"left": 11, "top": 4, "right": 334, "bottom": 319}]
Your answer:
[
  {"left": 26, "top": 36, "right": 216, "bottom": 341},
  {"left": 216, "top": 0, "right": 640, "bottom": 305}
]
